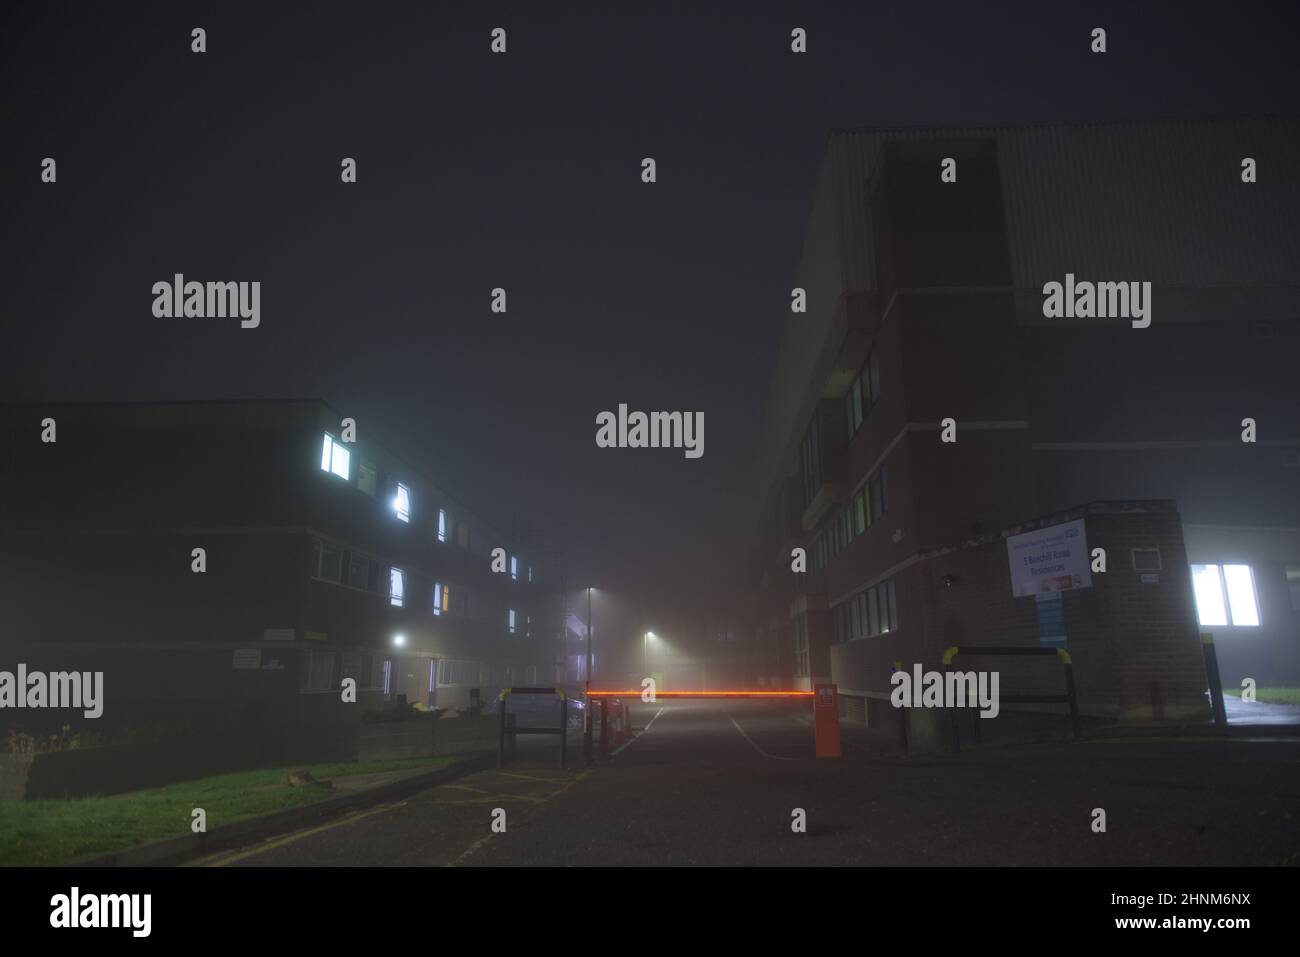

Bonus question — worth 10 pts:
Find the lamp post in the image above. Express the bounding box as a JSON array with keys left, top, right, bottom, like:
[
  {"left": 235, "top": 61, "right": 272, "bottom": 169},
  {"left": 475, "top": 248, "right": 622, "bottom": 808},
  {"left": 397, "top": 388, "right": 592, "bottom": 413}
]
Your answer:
[
  {"left": 584, "top": 586, "right": 593, "bottom": 761},
  {"left": 643, "top": 631, "right": 655, "bottom": 677}
]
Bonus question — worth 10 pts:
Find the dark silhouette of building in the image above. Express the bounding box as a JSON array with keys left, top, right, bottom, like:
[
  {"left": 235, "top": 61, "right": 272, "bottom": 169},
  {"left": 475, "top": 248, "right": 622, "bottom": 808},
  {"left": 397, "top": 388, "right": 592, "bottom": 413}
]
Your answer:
[{"left": 0, "top": 399, "right": 563, "bottom": 760}]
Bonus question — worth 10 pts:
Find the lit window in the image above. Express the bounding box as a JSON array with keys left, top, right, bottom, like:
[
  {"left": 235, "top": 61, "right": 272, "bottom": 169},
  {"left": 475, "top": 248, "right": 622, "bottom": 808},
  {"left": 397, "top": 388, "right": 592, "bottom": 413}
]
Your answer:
[
  {"left": 1191, "top": 564, "right": 1228, "bottom": 626},
  {"left": 528, "top": 566, "right": 534, "bottom": 583},
  {"left": 510, "top": 556, "right": 519, "bottom": 580},
  {"left": 508, "top": 609, "right": 517, "bottom": 633},
  {"left": 393, "top": 483, "right": 411, "bottom": 523},
  {"left": 1192, "top": 563, "right": 1259, "bottom": 627},
  {"left": 320, "top": 433, "right": 350, "bottom": 480},
  {"left": 389, "top": 567, "right": 405, "bottom": 608},
  {"left": 437, "top": 509, "right": 448, "bottom": 543},
  {"left": 1223, "top": 564, "right": 1259, "bottom": 627},
  {"left": 433, "top": 582, "right": 450, "bottom": 616}
]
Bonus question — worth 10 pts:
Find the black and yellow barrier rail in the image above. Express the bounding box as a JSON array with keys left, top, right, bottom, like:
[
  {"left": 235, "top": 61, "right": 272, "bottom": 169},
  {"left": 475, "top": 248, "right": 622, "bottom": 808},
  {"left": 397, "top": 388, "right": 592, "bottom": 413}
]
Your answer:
[
  {"left": 496, "top": 686, "right": 569, "bottom": 769},
  {"left": 941, "top": 645, "right": 1080, "bottom": 754}
]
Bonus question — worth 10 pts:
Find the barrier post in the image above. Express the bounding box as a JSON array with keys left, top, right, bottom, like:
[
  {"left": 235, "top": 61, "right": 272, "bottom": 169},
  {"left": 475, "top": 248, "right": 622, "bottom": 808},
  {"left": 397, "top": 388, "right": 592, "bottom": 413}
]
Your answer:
[
  {"left": 893, "top": 660, "right": 908, "bottom": 756},
  {"left": 497, "top": 689, "right": 508, "bottom": 768},
  {"left": 559, "top": 696, "right": 568, "bottom": 768},
  {"left": 599, "top": 698, "right": 609, "bottom": 759},
  {"left": 813, "top": 683, "right": 841, "bottom": 758},
  {"left": 943, "top": 647, "right": 961, "bottom": 755},
  {"left": 1058, "top": 649, "right": 1081, "bottom": 738},
  {"left": 1201, "top": 633, "right": 1227, "bottom": 728}
]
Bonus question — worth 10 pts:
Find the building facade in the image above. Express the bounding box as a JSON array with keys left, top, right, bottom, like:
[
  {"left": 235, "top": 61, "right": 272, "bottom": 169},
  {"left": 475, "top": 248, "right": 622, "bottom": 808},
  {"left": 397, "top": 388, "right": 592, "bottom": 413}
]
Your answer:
[
  {"left": 0, "top": 399, "right": 563, "bottom": 758},
  {"left": 751, "top": 116, "right": 1300, "bottom": 725}
]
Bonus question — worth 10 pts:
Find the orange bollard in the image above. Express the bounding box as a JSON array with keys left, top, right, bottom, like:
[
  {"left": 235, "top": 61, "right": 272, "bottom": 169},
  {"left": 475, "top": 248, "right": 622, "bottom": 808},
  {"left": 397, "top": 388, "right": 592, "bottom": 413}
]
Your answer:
[{"left": 814, "top": 683, "right": 841, "bottom": 758}]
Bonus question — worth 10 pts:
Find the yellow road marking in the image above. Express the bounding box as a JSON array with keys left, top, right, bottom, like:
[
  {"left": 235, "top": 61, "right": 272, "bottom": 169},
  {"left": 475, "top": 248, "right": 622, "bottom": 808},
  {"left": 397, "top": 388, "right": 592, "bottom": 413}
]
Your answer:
[
  {"left": 431, "top": 793, "right": 553, "bottom": 805},
  {"left": 497, "top": 771, "right": 566, "bottom": 783},
  {"left": 199, "top": 802, "right": 405, "bottom": 867},
  {"left": 201, "top": 768, "right": 595, "bottom": 867}
]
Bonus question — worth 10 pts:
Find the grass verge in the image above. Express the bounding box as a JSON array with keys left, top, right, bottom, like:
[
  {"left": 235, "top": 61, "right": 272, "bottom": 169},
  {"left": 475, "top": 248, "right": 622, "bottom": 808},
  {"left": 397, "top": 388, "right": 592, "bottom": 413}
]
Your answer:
[
  {"left": 0, "top": 756, "right": 451, "bottom": 866},
  {"left": 1222, "top": 687, "right": 1300, "bottom": 706}
]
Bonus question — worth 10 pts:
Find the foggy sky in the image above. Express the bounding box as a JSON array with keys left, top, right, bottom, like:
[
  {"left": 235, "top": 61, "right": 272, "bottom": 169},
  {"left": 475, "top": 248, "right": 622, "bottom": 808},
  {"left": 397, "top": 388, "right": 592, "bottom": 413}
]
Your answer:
[{"left": 2, "top": 0, "right": 1296, "bottom": 613}]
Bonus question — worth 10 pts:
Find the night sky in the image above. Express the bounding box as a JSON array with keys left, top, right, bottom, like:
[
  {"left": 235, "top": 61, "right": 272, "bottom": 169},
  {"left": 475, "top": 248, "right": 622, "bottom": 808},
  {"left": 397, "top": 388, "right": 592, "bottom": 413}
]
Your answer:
[{"left": 3, "top": 1, "right": 1297, "bottom": 619}]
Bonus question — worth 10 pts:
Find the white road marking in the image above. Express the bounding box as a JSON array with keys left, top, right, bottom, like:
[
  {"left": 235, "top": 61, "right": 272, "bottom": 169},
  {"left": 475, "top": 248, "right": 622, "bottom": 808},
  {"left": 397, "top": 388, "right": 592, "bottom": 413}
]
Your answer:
[
  {"left": 612, "top": 706, "right": 665, "bottom": 757},
  {"left": 730, "top": 716, "right": 802, "bottom": 761}
]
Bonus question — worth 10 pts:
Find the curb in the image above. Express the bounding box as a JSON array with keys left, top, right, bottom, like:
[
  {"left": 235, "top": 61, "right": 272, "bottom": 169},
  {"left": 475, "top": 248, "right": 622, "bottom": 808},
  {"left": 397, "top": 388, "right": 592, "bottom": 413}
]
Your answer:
[
  {"left": 1087, "top": 722, "right": 1300, "bottom": 740},
  {"left": 75, "top": 752, "right": 498, "bottom": 868}
]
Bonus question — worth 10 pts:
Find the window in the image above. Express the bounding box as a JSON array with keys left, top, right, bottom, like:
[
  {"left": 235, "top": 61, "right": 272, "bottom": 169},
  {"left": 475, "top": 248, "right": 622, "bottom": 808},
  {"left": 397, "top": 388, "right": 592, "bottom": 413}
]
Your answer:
[
  {"left": 799, "top": 414, "right": 822, "bottom": 509},
  {"left": 358, "top": 462, "right": 377, "bottom": 496},
  {"left": 528, "top": 566, "right": 534, "bottom": 583},
  {"left": 793, "top": 614, "right": 809, "bottom": 677},
  {"left": 508, "top": 609, "right": 517, "bottom": 633},
  {"left": 437, "top": 508, "right": 449, "bottom": 543},
  {"left": 872, "top": 466, "right": 888, "bottom": 522},
  {"left": 345, "top": 551, "right": 371, "bottom": 590},
  {"left": 510, "top": 555, "right": 519, "bottom": 581},
  {"left": 300, "top": 652, "right": 339, "bottom": 692},
  {"left": 437, "top": 659, "right": 478, "bottom": 685},
  {"left": 311, "top": 539, "right": 342, "bottom": 582},
  {"left": 457, "top": 522, "right": 469, "bottom": 548},
  {"left": 389, "top": 567, "right": 405, "bottom": 608},
  {"left": 341, "top": 654, "right": 383, "bottom": 690},
  {"left": 1287, "top": 566, "right": 1300, "bottom": 612},
  {"left": 1131, "top": 548, "right": 1162, "bottom": 571},
  {"left": 320, "top": 433, "right": 350, "bottom": 480},
  {"left": 845, "top": 349, "right": 880, "bottom": 439},
  {"left": 433, "top": 582, "right": 449, "bottom": 616},
  {"left": 1222, "top": 565, "right": 1260, "bottom": 627},
  {"left": 845, "top": 376, "right": 863, "bottom": 438},
  {"left": 1191, "top": 563, "right": 1259, "bottom": 627},
  {"left": 832, "top": 579, "right": 897, "bottom": 643},
  {"left": 393, "top": 482, "right": 411, "bottom": 523}
]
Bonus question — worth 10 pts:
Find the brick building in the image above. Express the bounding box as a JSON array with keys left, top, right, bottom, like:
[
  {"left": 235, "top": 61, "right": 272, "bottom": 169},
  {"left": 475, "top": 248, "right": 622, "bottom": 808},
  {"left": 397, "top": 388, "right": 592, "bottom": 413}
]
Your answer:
[{"left": 748, "top": 116, "right": 1300, "bottom": 723}]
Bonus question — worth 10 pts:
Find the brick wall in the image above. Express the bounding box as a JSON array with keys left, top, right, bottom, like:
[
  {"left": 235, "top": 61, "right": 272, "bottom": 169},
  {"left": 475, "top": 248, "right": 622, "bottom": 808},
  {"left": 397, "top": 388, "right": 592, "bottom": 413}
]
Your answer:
[{"left": 831, "top": 501, "right": 1210, "bottom": 721}]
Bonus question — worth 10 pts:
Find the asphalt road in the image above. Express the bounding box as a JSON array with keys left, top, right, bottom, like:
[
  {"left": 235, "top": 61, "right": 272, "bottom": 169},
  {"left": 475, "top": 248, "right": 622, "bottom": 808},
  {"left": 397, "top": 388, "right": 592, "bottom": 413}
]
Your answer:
[{"left": 195, "top": 699, "right": 1300, "bottom": 867}]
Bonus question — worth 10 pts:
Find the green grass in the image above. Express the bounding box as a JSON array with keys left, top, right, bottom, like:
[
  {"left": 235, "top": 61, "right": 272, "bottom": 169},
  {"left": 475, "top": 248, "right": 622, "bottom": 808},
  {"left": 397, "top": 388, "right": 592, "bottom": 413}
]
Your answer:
[
  {"left": 0, "top": 756, "right": 451, "bottom": 866},
  {"left": 1222, "top": 686, "right": 1300, "bottom": 706}
]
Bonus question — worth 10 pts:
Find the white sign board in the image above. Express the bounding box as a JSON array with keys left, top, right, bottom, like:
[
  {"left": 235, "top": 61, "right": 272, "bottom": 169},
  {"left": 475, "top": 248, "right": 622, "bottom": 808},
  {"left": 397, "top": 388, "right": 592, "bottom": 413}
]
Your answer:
[
  {"left": 1006, "top": 518, "right": 1092, "bottom": 597},
  {"left": 232, "top": 649, "right": 262, "bottom": 669}
]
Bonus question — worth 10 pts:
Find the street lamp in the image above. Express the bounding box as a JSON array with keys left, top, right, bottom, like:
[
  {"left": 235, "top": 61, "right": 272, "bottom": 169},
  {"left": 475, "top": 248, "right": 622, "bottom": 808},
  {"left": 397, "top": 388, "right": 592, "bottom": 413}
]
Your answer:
[
  {"left": 643, "top": 630, "right": 656, "bottom": 676},
  {"left": 584, "top": 586, "right": 594, "bottom": 761}
]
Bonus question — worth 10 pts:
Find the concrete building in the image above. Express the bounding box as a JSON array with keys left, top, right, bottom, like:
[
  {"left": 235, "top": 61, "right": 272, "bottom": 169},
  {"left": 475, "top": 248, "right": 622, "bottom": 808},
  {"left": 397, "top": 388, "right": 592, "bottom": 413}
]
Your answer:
[
  {"left": 750, "top": 116, "right": 1300, "bottom": 728},
  {"left": 0, "top": 399, "right": 563, "bottom": 760}
]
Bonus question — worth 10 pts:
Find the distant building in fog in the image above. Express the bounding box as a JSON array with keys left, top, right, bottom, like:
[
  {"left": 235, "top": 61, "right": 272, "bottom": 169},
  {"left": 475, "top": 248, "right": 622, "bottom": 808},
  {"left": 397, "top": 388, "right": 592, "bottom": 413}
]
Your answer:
[
  {"left": 0, "top": 399, "right": 563, "bottom": 760},
  {"left": 749, "top": 116, "right": 1300, "bottom": 731}
]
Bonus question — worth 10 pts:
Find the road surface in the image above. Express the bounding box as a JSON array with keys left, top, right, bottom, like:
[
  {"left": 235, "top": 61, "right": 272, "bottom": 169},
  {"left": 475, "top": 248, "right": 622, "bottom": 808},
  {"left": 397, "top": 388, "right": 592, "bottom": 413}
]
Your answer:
[{"left": 195, "top": 698, "right": 1300, "bottom": 867}]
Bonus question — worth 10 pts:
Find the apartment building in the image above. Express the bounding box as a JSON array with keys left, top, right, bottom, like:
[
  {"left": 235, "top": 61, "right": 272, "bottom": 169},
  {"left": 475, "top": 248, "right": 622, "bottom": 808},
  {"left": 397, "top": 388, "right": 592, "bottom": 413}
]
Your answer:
[
  {"left": 751, "top": 116, "right": 1300, "bottom": 724},
  {"left": 0, "top": 399, "right": 562, "bottom": 756}
]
